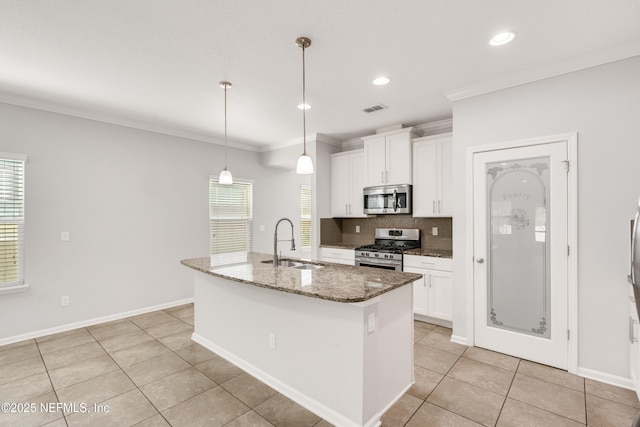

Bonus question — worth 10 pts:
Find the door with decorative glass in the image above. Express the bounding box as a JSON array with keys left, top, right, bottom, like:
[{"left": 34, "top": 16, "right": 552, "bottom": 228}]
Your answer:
[{"left": 473, "top": 140, "right": 569, "bottom": 369}]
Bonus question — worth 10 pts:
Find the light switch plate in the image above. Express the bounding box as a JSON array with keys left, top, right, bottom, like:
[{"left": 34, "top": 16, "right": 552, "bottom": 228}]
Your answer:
[{"left": 61, "top": 231, "right": 70, "bottom": 241}]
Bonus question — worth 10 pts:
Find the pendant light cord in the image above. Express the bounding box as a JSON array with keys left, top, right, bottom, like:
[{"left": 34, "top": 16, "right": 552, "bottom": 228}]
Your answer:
[
  {"left": 224, "top": 83, "right": 228, "bottom": 169},
  {"left": 301, "top": 43, "right": 307, "bottom": 156}
]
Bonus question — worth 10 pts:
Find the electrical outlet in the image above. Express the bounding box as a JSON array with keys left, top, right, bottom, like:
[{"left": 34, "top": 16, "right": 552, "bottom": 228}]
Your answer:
[
  {"left": 259, "top": 225, "right": 266, "bottom": 232},
  {"left": 61, "top": 231, "right": 70, "bottom": 241},
  {"left": 432, "top": 226, "right": 438, "bottom": 236},
  {"left": 367, "top": 313, "right": 376, "bottom": 334},
  {"left": 269, "top": 333, "right": 276, "bottom": 349},
  {"left": 355, "top": 225, "right": 360, "bottom": 233},
  {"left": 60, "top": 296, "right": 69, "bottom": 307}
]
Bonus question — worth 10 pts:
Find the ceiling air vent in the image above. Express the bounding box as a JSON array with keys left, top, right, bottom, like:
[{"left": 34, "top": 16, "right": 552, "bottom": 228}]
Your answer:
[{"left": 363, "top": 103, "right": 388, "bottom": 113}]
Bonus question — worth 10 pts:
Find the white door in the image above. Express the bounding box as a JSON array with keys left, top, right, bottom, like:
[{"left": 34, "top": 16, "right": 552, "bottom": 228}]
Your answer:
[{"left": 473, "top": 141, "right": 569, "bottom": 369}]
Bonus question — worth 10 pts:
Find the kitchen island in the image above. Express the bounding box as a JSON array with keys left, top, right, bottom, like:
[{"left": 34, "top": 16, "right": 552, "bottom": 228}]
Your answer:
[{"left": 181, "top": 253, "right": 421, "bottom": 427}]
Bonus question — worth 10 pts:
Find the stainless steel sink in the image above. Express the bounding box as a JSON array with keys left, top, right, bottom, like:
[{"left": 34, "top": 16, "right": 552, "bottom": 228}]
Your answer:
[
  {"left": 261, "top": 259, "right": 323, "bottom": 269},
  {"left": 292, "top": 263, "right": 323, "bottom": 270},
  {"left": 261, "top": 259, "right": 299, "bottom": 267}
]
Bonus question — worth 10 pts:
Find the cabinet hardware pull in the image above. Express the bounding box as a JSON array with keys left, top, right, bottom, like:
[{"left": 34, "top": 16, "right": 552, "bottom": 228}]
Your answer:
[
  {"left": 345, "top": 204, "right": 348, "bottom": 215},
  {"left": 476, "top": 257, "right": 484, "bottom": 264},
  {"left": 432, "top": 201, "right": 436, "bottom": 213},
  {"left": 438, "top": 200, "right": 441, "bottom": 213}
]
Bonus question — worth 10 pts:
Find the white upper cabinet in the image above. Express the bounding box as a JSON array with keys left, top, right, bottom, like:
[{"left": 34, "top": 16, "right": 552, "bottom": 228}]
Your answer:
[
  {"left": 363, "top": 129, "right": 416, "bottom": 187},
  {"left": 412, "top": 133, "right": 452, "bottom": 217},
  {"left": 331, "top": 150, "right": 366, "bottom": 217}
]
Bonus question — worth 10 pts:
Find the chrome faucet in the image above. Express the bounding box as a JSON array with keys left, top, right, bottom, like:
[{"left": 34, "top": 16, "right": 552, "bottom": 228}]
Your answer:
[{"left": 274, "top": 218, "right": 296, "bottom": 265}]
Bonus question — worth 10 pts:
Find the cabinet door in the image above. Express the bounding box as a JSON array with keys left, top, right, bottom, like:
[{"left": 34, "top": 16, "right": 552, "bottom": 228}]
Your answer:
[
  {"left": 428, "top": 270, "right": 453, "bottom": 321},
  {"left": 349, "top": 151, "right": 366, "bottom": 217},
  {"left": 405, "top": 266, "right": 428, "bottom": 316},
  {"left": 412, "top": 141, "right": 438, "bottom": 216},
  {"left": 385, "top": 132, "right": 412, "bottom": 185},
  {"left": 438, "top": 137, "right": 453, "bottom": 216},
  {"left": 331, "top": 154, "right": 350, "bottom": 217},
  {"left": 364, "top": 136, "right": 387, "bottom": 186}
]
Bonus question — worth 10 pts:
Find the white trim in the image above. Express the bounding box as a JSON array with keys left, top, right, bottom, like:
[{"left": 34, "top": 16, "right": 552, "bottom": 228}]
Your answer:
[
  {"left": 0, "top": 98, "right": 260, "bottom": 152},
  {"left": 261, "top": 133, "right": 342, "bottom": 153},
  {"left": 466, "top": 132, "right": 579, "bottom": 373},
  {"left": 413, "top": 119, "right": 453, "bottom": 137},
  {"left": 0, "top": 152, "right": 27, "bottom": 162},
  {"left": 578, "top": 366, "right": 635, "bottom": 391},
  {"left": 192, "top": 332, "right": 387, "bottom": 427},
  {"left": 450, "top": 334, "right": 469, "bottom": 346},
  {"left": 0, "top": 283, "right": 29, "bottom": 295},
  {"left": 0, "top": 298, "right": 194, "bottom": 346},
  {"left": 445, "top": 50, "right": 640, "bottom": 102}
]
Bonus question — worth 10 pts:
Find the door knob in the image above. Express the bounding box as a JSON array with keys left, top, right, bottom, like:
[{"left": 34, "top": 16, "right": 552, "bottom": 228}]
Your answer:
[{"left": 476, "top": 257, "right": 484, "bottom": 264}]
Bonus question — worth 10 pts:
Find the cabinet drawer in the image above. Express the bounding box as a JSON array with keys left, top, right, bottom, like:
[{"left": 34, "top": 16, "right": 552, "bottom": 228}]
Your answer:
[{"left": 404, "top": 255, "right": 452, "bottom": 272}]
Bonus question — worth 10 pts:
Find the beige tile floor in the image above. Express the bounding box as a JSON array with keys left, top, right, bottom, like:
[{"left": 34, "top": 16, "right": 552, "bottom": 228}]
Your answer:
[{"left": 0, "top": 304, "right": 638, "bottom": 427}]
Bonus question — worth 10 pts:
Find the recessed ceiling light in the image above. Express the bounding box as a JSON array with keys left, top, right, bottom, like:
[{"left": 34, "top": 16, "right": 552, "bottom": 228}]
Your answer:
[
  {"left": 297, "top": 103, "right": 311, "bottom": 110},
  {"left": 372, "top": 76, "right": 391, "bottom": 86},
  {"left": 490, "top": 31, "right": 515, "bottom": 46}
]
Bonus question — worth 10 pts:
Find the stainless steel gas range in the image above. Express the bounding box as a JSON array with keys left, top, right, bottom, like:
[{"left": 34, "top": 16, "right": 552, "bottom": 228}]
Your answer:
[{"left": 355, "top": 228, "right": 421, "bottom": 271}]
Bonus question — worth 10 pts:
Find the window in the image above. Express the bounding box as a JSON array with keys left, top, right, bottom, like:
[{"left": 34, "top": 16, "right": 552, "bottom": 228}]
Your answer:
[
  {"left": 209, "top": 178, "right": 253, "bottom": 264},
  {"left": 0, "top": 153, "right": 26, "bottom": 289},
  {"left": 300, "top": 185, "right": 311, "bottom": 249}
]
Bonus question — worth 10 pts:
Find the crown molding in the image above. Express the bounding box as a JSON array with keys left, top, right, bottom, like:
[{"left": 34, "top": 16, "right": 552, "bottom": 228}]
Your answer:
[
  {"left": 260, "top": 133, "right": 341, "bottom": 153},
  {"left": 445, "top": 47, "right": 640, "bottom": 102},
  {"left": 0, "top": 92, "right": 262, "bottom": 152}
]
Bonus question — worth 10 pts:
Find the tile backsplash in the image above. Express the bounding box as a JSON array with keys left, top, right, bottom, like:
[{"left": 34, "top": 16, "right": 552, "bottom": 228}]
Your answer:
[{"left": 320, "top": 216, "right": 452, "bottom": 252}]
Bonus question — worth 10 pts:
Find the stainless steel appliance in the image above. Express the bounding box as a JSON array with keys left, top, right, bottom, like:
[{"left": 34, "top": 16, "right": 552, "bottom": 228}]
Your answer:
[
  {"left": 363, "top": 184, "right": 412, "bottom": 215},
  {"left": 355, "top": 228, "right": 420, "bottom": 271}
]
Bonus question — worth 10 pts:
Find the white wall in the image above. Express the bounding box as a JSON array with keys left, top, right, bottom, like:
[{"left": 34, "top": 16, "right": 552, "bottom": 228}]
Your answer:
[
  {"left": 451, "top": 56, "right": 640, "bottom": 380},
  {"left": 0, "top": 102, "right": 312, "bottom": 342}
]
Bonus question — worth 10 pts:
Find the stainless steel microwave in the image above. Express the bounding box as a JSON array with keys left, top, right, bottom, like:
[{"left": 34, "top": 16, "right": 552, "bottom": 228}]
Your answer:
[{"left": 363, "top": 184, "right": 412, "bottom": 215}]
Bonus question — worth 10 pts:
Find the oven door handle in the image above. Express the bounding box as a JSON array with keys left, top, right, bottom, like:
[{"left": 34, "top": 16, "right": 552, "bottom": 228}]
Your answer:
[
  {"left": 355, "top": 258, "right": 402, "bottom": 267},
  {"left": 393, "top": 189, "right": 398, "bottom": 212}
]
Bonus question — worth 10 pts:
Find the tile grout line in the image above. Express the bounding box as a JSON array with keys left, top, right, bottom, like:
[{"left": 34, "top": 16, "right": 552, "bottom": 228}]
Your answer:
[
  {"left": 85, "top": 317, "right": 181, "bottom": 427},
  {"left": 34, "top": 331, "right": 75, "bottom": 427}
]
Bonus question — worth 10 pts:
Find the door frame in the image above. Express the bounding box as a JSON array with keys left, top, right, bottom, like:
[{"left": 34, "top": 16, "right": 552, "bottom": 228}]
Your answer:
[{"left": 465, "top": 132, "right": 578, "bottom": 374}]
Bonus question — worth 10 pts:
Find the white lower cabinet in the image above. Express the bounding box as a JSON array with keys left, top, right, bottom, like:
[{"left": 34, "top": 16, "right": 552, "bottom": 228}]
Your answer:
[
  {"left": 630, "top": 285, "right": 640, "bottom": 398},
  {"left": 320, "top": 247, "right": 355, "bottom": 266},
  {"left": 404, "top": 255, "right": 453, "bottom": 322}
]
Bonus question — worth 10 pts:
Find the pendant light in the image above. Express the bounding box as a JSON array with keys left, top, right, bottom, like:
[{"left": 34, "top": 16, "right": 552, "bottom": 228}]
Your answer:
[
  {"left": 295, "top": 37, "right": 314, "bottom": 175},
  {"left": 218, "top": 81, "right": 233, "bottom": 185}
]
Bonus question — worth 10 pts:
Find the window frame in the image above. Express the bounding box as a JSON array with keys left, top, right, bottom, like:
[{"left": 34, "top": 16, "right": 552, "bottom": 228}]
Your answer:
[
  {"left": 300, "top": 185, "right": 312, "bottom": 249},
  {"left": 0, "top": 152, "right": 28, "bottom": 294},
  {"left": 209, "top": 177, "right": 254, "bottom": 264}
]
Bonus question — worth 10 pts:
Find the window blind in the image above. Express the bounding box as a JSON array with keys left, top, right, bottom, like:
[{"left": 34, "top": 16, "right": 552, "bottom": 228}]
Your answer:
[
  {"left": 0, "top": 156, "right": 25, "bottom": 287},
  {"left": 209, "top": 178, "right": 253, "bottom": 264},
  {"left": 300, "top": 185, "right": 311, "bottom": 248}
]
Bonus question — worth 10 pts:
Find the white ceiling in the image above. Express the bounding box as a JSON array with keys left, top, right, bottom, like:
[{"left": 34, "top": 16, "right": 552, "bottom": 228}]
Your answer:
[{"left": 1, "top": 1, "right": 639, "bottom": 151}]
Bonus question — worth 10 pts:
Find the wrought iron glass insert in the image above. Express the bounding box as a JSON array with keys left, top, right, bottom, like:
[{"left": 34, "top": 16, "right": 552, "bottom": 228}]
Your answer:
[{"left": 486, "top": 157, "right": 551, "bottom": 339}]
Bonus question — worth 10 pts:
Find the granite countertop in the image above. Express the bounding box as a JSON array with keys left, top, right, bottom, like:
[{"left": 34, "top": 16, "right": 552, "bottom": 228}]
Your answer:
[
  {"left": 319, "top": 242, "right": 362, "bottom": 250},
  {"left": 181, "top": 252, "right": 422, "bottom": 303},
  {"left": 404, "top": 248, "right": 453, "bottom": 258}
]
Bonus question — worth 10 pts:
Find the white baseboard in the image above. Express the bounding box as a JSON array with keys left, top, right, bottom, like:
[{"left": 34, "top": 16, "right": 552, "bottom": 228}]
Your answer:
[
  {"left": 450, "top": 334, "right": 469, "bottom": 346},
  {"left": 414, "top": 314, "right": 452, "bottom": 329},
  {"left": 0, "top": 298, "right": 194, "bottom": 346},
  {"left": 192, "top": 332, "right": 385, "bottom": 427},
  {"left": 577, "top": 366, "right": 635, "bottom": 391}
]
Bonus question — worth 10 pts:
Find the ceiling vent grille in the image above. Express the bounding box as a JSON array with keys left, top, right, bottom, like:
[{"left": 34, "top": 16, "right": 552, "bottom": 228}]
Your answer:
[{"left": 363, "top": 104, "right": 388, "bottom": 113}]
